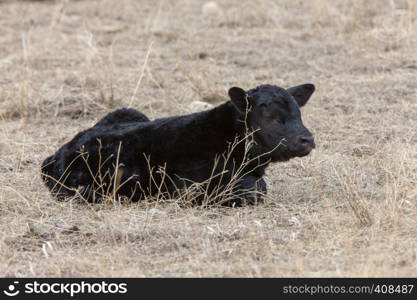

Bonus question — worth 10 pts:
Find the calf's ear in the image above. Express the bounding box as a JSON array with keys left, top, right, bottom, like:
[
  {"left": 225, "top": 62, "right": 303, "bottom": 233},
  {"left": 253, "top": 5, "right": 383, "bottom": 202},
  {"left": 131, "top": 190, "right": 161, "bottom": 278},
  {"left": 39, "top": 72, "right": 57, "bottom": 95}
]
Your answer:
[
  {"left": 228, "top": 87, "right": 249, "bottom": 114},
  {"left": 287, "top": 83, "right": 315, "bottom": 107}
]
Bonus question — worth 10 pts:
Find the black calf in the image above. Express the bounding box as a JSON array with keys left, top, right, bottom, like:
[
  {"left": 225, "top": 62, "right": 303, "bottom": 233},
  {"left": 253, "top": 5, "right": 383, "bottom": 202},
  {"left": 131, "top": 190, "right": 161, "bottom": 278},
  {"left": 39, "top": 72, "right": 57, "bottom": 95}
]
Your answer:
[{"left": 41, "top": 84, "right": 316, "bottom": 206}]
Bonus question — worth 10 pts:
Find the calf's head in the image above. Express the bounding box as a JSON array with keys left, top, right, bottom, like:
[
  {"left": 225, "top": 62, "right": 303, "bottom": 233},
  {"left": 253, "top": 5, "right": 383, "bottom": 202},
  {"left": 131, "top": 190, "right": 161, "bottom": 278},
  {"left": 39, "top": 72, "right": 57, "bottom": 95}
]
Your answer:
[{"left": 229, "top": 84, "right": 315, "bottom": 162}]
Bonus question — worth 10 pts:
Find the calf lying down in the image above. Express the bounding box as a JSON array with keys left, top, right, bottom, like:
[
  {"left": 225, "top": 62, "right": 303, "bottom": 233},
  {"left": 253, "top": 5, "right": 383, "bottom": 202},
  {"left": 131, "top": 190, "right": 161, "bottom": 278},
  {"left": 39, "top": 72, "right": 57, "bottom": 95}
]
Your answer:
[{"left": 41, "top": 83, "right": 316, "bottom": 206}]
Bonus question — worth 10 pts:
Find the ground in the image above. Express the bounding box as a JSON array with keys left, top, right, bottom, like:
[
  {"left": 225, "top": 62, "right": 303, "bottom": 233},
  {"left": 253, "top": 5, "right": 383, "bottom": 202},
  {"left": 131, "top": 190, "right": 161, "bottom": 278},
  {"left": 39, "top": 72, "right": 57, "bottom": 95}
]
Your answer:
[{"left": 0, "top": 0, "right": 416, "bottom": 277}]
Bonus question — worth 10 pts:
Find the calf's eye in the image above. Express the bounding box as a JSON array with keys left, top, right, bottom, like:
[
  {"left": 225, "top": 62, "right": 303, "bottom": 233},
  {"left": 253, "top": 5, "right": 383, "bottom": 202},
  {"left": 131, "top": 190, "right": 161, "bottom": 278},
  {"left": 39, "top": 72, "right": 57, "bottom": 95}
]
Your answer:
[{"left": 276, "top": 117, "right": 285, "bottom": 125}]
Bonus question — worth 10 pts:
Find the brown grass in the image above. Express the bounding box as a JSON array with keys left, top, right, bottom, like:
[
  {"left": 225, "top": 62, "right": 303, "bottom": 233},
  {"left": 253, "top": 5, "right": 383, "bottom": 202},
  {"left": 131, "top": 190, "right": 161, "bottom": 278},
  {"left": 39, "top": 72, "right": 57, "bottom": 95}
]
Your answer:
[{"left": 0, "top": 0, "right": 417, "bottom": 277}]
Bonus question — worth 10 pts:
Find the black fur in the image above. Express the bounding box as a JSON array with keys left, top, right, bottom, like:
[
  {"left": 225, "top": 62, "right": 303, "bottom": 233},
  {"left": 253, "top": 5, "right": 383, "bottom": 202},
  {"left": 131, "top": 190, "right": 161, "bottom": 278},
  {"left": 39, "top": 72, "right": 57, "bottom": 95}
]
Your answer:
[{"left": 41, "top": 84, "right": 316, "bottom": 206}]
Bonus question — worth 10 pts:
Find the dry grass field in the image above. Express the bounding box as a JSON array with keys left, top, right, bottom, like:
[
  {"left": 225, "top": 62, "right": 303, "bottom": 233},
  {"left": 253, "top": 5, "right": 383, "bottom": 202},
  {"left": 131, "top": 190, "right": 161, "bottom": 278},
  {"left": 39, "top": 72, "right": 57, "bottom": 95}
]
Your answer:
[{"left": 0, "top": 0, "right": 416, "bottom": 277}]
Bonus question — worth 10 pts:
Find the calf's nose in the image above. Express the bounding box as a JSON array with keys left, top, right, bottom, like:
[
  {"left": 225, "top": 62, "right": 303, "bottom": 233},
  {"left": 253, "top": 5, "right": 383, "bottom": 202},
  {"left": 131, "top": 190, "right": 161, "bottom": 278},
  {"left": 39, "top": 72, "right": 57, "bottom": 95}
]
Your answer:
[{"left": 297, "top": 135, "right": 315, "bottom": 149}]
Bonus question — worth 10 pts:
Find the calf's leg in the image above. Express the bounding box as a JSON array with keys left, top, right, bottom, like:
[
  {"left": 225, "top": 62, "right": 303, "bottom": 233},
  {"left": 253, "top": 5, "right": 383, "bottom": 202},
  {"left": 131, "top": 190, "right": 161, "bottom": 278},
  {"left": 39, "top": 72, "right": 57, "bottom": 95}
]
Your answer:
[{"left": 224, "top": 175, "right": 267, "bottom": 207}]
